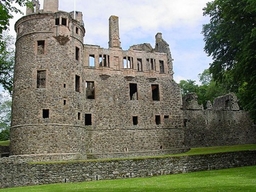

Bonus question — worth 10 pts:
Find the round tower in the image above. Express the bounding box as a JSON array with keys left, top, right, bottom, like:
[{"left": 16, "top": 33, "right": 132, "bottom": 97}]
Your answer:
[{"left": 10, "top": 0, "right": 86, "bottom": 159}]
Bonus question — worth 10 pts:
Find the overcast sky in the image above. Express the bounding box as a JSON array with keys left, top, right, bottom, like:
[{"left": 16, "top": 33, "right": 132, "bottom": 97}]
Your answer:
[{"left": 10, "top": 0, "right": 212, "bottom": 83}]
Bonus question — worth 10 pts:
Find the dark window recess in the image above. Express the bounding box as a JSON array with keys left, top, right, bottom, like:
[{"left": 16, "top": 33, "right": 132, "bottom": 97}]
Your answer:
[
  {"left": 43, "top": 109, "right": 49, "bottom": 118},
  {"left": 37, "top": 70, "right": 46, "bottom": 88},
  {"left": 76, "top": 27, "right": 79, "bottom": 34},
  {"left": 78, "top": 112, "right": 81, "bottom": 120},
  {"left": 159, "top": 60, "right": 164, "bottom": 73},
  {"left": 64, "top": 100, "right": 66, "bottom": 105},
  {"left": 133, "top": 116, "right": 138, "bottom": 125},
  {"left": 129, "top": 83, "right": 138, "bottom": 100},
  {"left": 37, "top": 40, "right": 45, "bottom": 54},
  {"left": 64, "top": 84, "right": 66, "bottom": 88},
  {"left": 55, "top": 18, "right": 60, "bottom": 25},
  {"left": 99, "top": 54, "right": 109, "bottom": 67},
  {"left": 155, "top": 115, "right": 161, "bottom": 125},
  {"left": 75, "top": 75, "right": 80, "bottom": 92},
  {"left": 86, "top": 81, "right": 95, "bottom": 99},
  {"left": 137, "top": 58, "right": 143, "bottom": 71},
  {"left": 164, "top": 115, "right": 169, "bottom": 119},
  {"left": 151, "top": 84, "right": 160, "bottom": 101},
  {"left": 62, "top": 18, "right": 67, "bottom": 26},
  {"left": 75, "top": 47, "right": 80, "bottom": 61},
  {"left": 85, "top": 114, "right": 92, "bottom": 125}
]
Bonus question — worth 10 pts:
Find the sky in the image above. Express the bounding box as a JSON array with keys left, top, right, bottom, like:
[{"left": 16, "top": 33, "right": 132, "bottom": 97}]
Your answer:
[{"left": 10, "top": 0, "right": 212, "bottom": 84}]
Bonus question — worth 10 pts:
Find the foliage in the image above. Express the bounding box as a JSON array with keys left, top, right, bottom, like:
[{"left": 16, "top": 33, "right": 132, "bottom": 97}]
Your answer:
[
  {"left": 1, "top": 165, "right": 256, "bottom": 191},
  {"left": 0, "top": 0, "right": 30, "bottom": 34},
  {"left": 0, "top": 32, "right": 14, "bottom": 93},
  {"left": 202, "top": 0, "right": 256, "bottom": 119},
  {"left": 179, "top": 69, "right": 228, "bottom": 107},
  {"left": 0, "top": 93, "right": 11, "bottom": 141}
]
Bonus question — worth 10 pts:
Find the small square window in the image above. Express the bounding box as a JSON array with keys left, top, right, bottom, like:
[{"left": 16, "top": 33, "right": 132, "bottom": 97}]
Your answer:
[
  {"left": 155, "top": 115, "right": 161, "bottom": 125},
  {"left": 55, "top": 18, "right": 60, "bottom": 25},
  {"left": 37, "top": 40, "right": 45, "bottom": 55},
  {"left": 62, "top": 18, "right": 67, "bottom": 26},
  {"left": 43, "top": 109, "right": 49, "bottom": 118},
  {"left": 133, "top": 116, "right": 138, "bottom": 125},
  {"left": 85, "top": 114, "right": 92, "bottom": 125}
]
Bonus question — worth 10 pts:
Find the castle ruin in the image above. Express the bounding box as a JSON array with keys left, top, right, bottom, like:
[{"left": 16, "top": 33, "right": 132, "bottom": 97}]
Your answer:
[
  {"left": 8, "top": 0, "right": 255, "bottom": 161},
  {"left": 10, "top": 0, "right": 186, "bottom": 160}
]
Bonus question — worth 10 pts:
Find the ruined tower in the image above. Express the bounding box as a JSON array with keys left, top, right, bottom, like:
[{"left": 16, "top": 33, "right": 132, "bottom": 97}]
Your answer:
[
  {"left": 11, "top": 0, "right": 86, "bottom": 159},
  {"left": 11, "top": 0, "right": 186, "bottom": 161}
]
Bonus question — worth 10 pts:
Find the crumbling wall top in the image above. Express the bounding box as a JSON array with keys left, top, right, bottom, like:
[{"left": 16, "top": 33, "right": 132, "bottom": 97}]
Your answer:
[
  {"left": 182, "top": 93, "right": 203, "bottom": 110},
  {"left": 213, "top": 93, "right": 240, "bottom": 111}
]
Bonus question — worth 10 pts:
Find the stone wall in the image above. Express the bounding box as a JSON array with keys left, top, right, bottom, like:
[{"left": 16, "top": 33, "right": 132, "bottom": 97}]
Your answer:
[
  {"left": 0, "top": 150, "right": 256, "bottom": 189},
  {"left": 183, "top": 93, "right": 256, "bottom": 147}
]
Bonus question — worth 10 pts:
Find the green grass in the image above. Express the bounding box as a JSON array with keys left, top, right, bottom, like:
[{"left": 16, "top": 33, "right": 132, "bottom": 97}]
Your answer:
[
  {"left": 1, "top": 165, "right": 256, "bottom": 192},
  {"left": 176, "top": 144, "right": 256, "bottom": 156},
  {"left": 0, "top": 140, "right": 9, "bottom": 146}
]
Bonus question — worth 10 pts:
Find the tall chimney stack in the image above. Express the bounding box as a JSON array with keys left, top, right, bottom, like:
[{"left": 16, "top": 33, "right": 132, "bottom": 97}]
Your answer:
[
  {"left": 109, "top": 15, "right": 121, "bottom": 48},
  {"left": 43, "top": 0, "right": 59, "bottom": 13}
]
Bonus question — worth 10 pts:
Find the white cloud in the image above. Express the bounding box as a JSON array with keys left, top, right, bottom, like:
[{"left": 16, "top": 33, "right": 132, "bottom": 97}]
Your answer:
[{"left": 10, "top": 0, "right": 212, "bottom": 83}]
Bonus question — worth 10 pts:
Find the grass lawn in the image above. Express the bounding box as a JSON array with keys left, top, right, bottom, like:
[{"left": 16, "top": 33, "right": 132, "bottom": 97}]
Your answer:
[
  {"left": 1, "top": 165, "right": 256, "bottom": 192},
  {"left": 0, "top": 140, "right": 9, "bottom": 146}
]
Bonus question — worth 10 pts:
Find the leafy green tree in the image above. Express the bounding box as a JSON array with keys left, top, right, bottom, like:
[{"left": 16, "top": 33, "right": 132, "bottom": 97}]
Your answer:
[
  {"left": 0, "top": 0, "right": 30, "bottom": 34},
  {"left": 0, "top": 94, "right": 11, "bottom": 141},
  {"left": 0, "top": 32, "right": 14, "bottom": 93},
  {"left": 202, "top": 0, "right": 256, "bottom": 119},
  {"left": 179, "top": 80, "right": 198, "bottom": 96}
]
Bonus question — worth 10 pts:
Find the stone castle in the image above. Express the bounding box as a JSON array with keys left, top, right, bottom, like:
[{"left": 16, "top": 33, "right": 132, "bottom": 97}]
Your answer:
[{"left": 8, "top": 0, "right": 255, "bottom": 161}]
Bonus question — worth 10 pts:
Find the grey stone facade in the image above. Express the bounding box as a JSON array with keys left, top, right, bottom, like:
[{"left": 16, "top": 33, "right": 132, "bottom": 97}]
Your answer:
[{"left": 10, "top": 0, "right": 185, "bottom": 160}]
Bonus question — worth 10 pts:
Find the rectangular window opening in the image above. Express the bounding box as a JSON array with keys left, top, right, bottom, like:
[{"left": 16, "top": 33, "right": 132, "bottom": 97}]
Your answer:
[
  {"left": 75, "top": 47, "right": 80, "bottom": 61},
  {"left": 155, "top": 115, "right": 161, "bottom": 125},
  {"left": 89, "top": 55, "right": 95, "bottom": 67},
  {"left": 78, "top": 112, "right": 81, "bottom": 120},
  {"left": 62, "top": 18, "right": 67, "bottom": 26},
  {"left": 85, "top": 114, "right": 92, "bottom": 125},
  {"left": 75, "top": 75, "right": 80, "bottom": 92},
  {"left": 43, "top": 109, "right": 49, "bottom": 119},
  {"left": 159, "top": 60, "right": 164, "bottom": 73},
  {"left": 133, "top": 116, "right": 138, "bottom": 125},
  {"left": 151, "top": 84, "right": 160, "bottom": 101},
  {"left": 164, "top": 115, "right": 169, "bottom": 119},
  {"left": 55, "top": 18, "right": 60, "bottom": 25},
  {"left": 86, "top": 81, "right": 95, "bottom": 99},
  {"left": 64, "top": 100, "right": 66, "bottom": 105},
  {"left": 123, "top": 57, "right": 127, "bottom": 68},
  {"left": 37, "top": 40, "right": 45, "bottom": 55},
  {"left": 76, "top": 27, "right": 79, "bottom": 34},
  {"left": 37, "top": 70, "right": 46, "bottom": 88},
  {"left": 137, "top": 58, "right": 143, "bottom": 71},
  {"left": 129, "top": 83, "right": 138, "bottom": 100}
]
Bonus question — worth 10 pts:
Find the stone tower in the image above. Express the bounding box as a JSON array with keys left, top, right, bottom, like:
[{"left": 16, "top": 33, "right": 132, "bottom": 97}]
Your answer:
[{"left": 10, "top": 0, "right": 86, "bottom": 159}]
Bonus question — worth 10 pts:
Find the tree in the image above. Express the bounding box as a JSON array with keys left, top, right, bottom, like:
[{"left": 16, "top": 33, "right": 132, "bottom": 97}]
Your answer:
[
  {"left": 0, "top": 0, "right": 30, "bottom": 34},
  {"left": 179, "top": 80, "right": 198, "bottom": 96},
  {"left": 0, "top": 32, "right": 14, "bottom": 93},
  {"left": 202, "top": 0, "right": 256, "bottom": 119},
  {"left": 0, "top": 94, "right": 11, "bottom": 141}
]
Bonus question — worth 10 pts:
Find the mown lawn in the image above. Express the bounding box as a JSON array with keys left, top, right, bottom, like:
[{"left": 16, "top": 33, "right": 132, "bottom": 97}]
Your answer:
[
  {"left": 0, "top": 140, "right": 9, "bottom": 146},
  {"left": 1, "top": 166, "right": 256, "bottom": 192}
]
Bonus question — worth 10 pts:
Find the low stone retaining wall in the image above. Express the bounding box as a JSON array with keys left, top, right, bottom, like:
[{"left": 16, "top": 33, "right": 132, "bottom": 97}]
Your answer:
[{"left": 1, "top": 150, "right": 256, "bottom": 189}]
